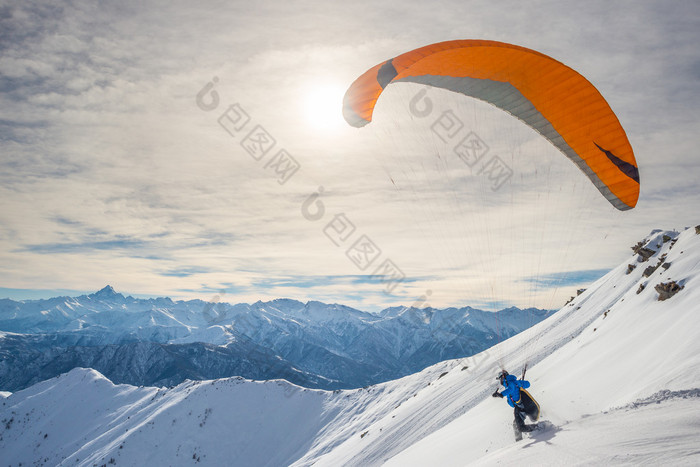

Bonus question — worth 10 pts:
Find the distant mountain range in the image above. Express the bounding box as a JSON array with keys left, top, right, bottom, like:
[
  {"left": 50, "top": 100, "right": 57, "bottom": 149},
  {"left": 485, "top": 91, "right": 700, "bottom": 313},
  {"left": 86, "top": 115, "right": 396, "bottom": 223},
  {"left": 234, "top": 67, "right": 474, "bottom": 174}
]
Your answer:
[{"left": 0, "top": 287, "right": 553, "bottom": 391}]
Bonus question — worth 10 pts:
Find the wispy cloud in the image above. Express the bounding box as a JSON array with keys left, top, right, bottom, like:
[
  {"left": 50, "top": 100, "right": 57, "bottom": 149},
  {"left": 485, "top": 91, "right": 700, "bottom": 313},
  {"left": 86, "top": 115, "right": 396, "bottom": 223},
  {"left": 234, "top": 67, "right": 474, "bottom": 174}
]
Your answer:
[
  {"left": 1, "top": 0, "right": 698, "bottom": 311},
  {"left": 159, "top": 266, "right": 212, "bottom": 278},
  {"left": 21, "top": 238, "right": 150, "bottom": 254},
  {"left": 522, "top": 269, "right": 611, "bottom": 289},
  {"left": 0, "top": 287, "right": 91, "bottom": 301}
]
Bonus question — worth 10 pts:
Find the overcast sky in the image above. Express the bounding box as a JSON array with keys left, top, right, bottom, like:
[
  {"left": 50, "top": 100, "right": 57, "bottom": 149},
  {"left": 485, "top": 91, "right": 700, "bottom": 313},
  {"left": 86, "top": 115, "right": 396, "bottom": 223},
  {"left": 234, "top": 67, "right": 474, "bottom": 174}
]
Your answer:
[{"left": 1, "top": 0, "right": 698, "bottom": 311}]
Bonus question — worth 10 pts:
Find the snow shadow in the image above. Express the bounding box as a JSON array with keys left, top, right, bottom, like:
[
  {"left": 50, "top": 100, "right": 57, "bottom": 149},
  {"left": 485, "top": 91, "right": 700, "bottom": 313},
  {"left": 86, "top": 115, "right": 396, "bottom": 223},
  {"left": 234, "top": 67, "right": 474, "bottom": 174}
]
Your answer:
[{"left": 522, "top": 421, "right": 562, "bottom": 447}]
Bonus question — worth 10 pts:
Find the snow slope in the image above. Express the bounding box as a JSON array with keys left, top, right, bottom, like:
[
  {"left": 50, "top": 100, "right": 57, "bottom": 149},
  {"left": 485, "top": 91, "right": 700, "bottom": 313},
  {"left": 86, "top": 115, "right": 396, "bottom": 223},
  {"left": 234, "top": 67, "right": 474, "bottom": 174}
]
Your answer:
[
  {"left": 379, "top": 228, "right": 700, "bottom": 466},
  {"left": 471, "top": 391, "right": 700, "bottom": 466},
  {"left": 1, "top": 228, "right": 699, "bottom": 466}
]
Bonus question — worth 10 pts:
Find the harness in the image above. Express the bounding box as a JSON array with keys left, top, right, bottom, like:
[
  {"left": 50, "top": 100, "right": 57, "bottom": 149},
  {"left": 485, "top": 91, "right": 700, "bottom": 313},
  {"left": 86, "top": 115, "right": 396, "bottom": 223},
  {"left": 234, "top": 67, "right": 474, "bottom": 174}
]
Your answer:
[{"left": 509, "top": 390, "right": 523, "bottom": 407}]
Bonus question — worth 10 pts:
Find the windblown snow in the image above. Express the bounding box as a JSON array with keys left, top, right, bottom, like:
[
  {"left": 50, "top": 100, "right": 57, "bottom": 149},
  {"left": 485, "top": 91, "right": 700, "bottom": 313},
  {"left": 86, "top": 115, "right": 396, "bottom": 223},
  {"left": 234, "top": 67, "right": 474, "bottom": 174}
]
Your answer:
[{"left": 1, "top": 228, "right": 699, "bottom": 466}]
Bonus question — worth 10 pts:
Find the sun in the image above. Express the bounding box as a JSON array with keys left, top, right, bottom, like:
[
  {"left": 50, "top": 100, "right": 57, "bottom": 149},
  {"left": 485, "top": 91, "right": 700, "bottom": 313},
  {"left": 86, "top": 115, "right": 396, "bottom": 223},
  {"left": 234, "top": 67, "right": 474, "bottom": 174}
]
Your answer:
[{"left": 302, "top": 82, "right": 346, "bottom": 131}]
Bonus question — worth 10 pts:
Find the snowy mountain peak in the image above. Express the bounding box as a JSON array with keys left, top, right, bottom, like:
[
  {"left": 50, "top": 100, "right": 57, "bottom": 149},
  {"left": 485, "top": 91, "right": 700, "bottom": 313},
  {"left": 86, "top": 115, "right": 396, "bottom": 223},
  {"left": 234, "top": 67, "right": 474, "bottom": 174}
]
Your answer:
[
  {"left": 89, "top": 285, "right": 121, "bottom": 299},
  {"left": 636, "top": 229, "right": 679, "bottom": 253}
]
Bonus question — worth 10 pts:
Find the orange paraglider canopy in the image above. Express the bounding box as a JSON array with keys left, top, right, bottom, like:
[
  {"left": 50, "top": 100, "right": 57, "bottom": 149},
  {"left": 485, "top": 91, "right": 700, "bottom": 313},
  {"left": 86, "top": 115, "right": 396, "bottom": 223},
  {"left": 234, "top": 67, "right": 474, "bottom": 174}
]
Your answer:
[{"left": 343, "top": 40, "right": 639, "bottom": 211}]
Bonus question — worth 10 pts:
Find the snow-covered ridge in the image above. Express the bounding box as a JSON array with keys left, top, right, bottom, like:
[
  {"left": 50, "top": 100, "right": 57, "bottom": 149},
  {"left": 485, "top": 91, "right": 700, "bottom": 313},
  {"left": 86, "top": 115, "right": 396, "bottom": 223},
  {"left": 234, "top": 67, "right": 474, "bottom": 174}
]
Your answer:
[{"left": 2, "top": 227, "right": 698, "bottom": 466}]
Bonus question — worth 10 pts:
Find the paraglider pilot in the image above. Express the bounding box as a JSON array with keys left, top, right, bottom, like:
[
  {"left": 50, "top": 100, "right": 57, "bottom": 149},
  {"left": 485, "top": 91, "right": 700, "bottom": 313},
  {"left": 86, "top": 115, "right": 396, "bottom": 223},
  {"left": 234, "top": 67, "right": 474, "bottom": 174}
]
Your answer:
[{"left": 492, "top": 370, "right": 540, "bottom": 436}]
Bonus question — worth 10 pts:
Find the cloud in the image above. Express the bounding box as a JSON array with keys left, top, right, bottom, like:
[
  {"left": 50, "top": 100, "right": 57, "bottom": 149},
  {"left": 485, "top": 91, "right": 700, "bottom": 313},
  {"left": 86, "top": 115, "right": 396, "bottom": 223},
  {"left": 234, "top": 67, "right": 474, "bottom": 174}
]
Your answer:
[
  {"left": 250, "top": 273, "right": 431, "bottom": 290},
  {"left": 0, "top": 287, "right": 91, "bottom": 301},
  {"left": 522, "top": 269, "right": 611, "bottom": 289},
  {"left": 1, "top": 0, "right": 699, "bottom": 310},
  {"left": 159, "top": 266, "right": 212, "bottom": 278},
  {"left": 21, "top": 238, "right": 149, "bottom": 254}
]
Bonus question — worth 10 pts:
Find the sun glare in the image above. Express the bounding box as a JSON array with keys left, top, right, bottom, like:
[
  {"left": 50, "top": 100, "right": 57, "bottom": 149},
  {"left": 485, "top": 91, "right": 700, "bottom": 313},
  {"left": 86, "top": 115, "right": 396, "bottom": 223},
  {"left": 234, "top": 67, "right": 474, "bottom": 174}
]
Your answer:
[{"left": 302, "top": 82, "right": 346, "bottom": 131}]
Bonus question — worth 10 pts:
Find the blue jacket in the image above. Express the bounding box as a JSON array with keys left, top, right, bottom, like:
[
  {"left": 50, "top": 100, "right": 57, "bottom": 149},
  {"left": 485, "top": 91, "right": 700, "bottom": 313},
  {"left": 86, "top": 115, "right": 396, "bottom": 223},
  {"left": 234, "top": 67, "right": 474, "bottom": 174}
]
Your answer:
[{"left": 500, "top": 374, "right": 530, "bottom": 408}]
